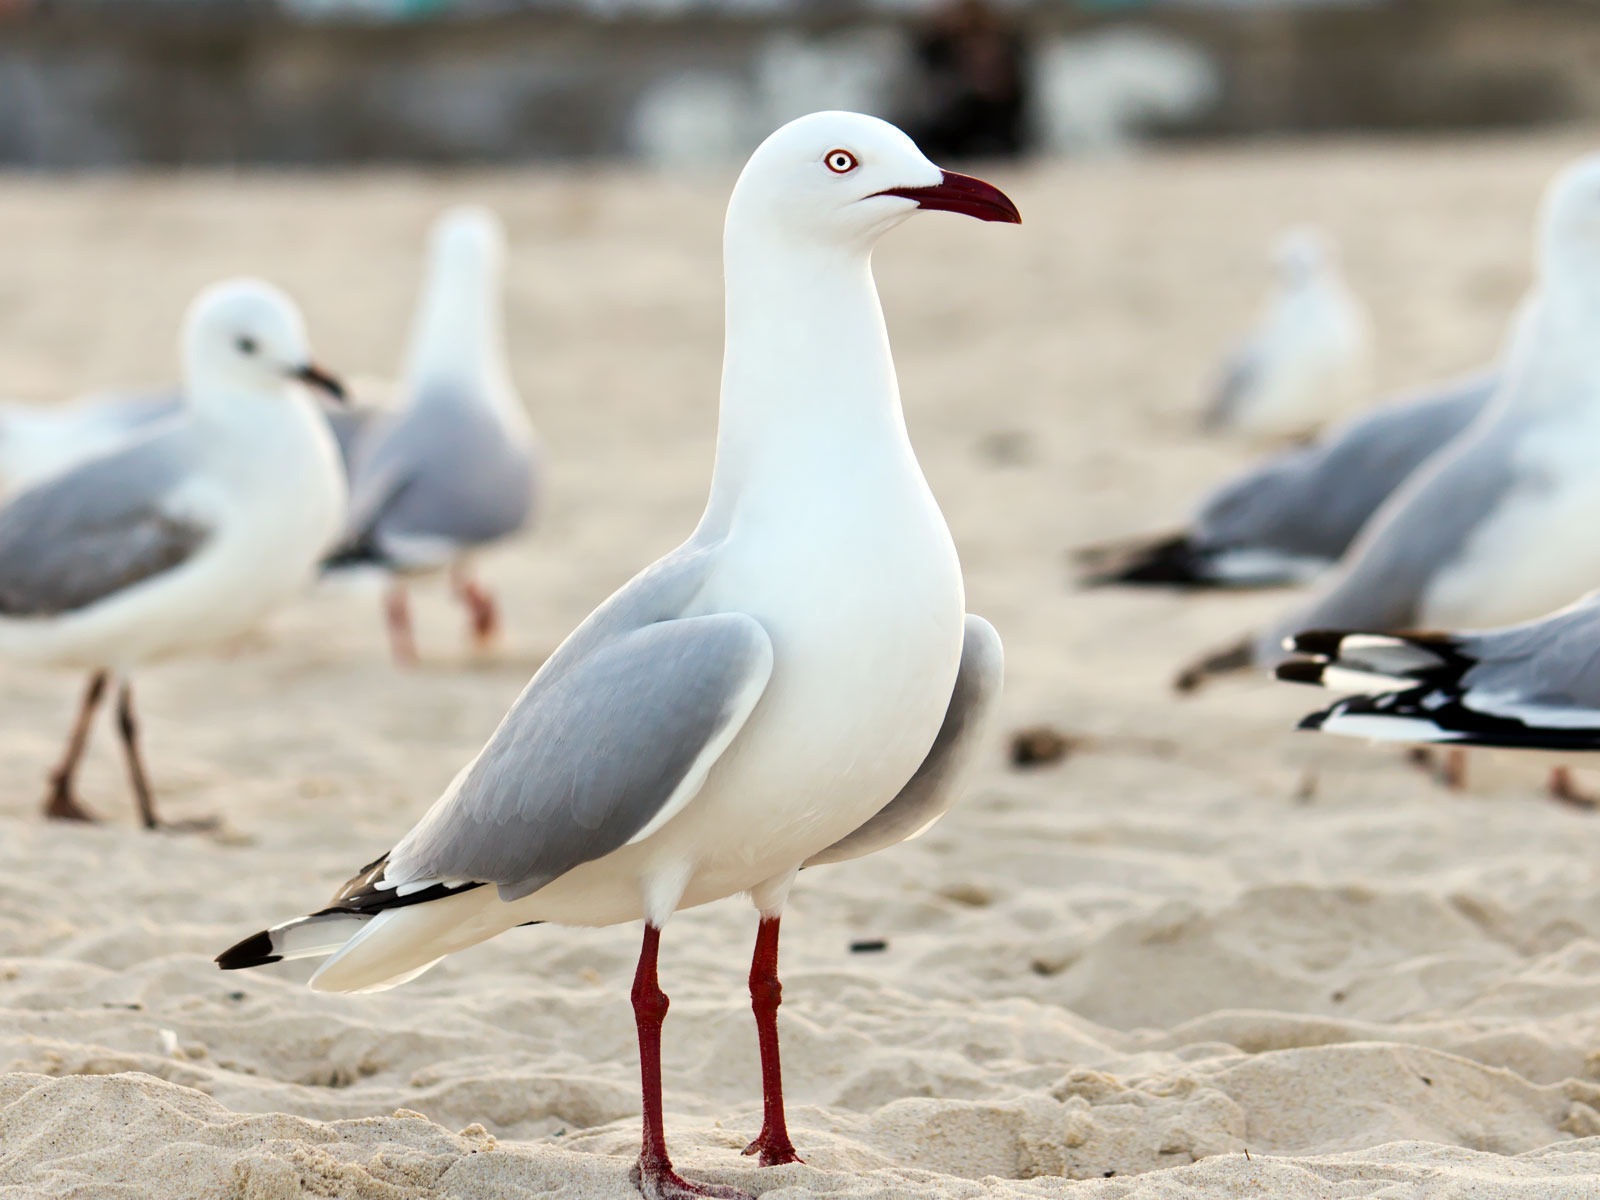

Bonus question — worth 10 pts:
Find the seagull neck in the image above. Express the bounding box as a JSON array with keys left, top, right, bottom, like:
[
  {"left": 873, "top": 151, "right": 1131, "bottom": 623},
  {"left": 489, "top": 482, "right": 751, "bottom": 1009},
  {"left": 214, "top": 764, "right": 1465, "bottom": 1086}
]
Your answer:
[
  {"left": 404, "top": 258, "right": 518, "bottom": 420},
  {"left": 702, "top": 240, "right": 913, "bottom": 529}
]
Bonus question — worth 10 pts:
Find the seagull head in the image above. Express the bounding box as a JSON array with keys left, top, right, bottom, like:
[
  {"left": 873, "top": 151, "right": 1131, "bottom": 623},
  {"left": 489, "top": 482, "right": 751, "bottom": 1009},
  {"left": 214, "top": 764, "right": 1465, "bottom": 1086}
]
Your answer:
[
  {"left": 182, "top": 278, "right": 346, "bottom": 404},
  {"left": 725, "top": 111, "right": 1020, "bottom": 252},
  {"left": 428, "top": 204, "right": 507, "bottom": 280},
  {"left": 1273, "top": 226, "right": 1332, "bottom": 284}
]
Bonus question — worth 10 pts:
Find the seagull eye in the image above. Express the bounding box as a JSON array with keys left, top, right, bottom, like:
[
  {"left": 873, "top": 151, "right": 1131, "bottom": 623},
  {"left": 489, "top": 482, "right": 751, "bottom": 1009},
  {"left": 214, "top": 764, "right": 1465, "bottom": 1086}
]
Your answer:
[
  {"left": 235, "top": 336, "right": 258, "bottom": 355},
  {"left": 825, "top": 149, "right": 859, "bottom": 175}
]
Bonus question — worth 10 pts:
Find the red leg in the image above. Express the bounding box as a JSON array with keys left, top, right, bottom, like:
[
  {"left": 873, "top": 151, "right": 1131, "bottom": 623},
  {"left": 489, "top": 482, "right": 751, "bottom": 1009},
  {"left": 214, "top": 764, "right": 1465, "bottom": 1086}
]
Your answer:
[
  {"left": 451, "top": 565, "right": 500, "bottom": 650},
  {"left": 43, "top": 671, "right": 108, "bottom": 823},
  {"left": 743, "top": 915, "right": 802, "bottom": 1166},
  {"left": 1549, "top": 766, "right": 1597, "bottom": 811},
  {"left": 1441, "top": 748, "right": 1469, "bottom": 791},
  {"left": 629, "top": 925, "right": 752, "bottom": 1200},
  {"left": 116, "top": 681, "right": 216, "bottom": 833},
  {"left": 384, "top": 582, "right": 417, "bottom": 666}
]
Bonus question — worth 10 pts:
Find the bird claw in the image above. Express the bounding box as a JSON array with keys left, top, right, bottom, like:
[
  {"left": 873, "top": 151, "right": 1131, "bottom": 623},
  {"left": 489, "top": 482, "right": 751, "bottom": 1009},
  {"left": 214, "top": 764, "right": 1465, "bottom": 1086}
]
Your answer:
[
  {"left": 630, "top": 1161, "right": 754, "bottom": 1200},
  {"left": 741, "top": 1132, "right": 803, "bottom": 1168},
  {"left": 43, "top": 786, "right": 99, "bottom": 823}
]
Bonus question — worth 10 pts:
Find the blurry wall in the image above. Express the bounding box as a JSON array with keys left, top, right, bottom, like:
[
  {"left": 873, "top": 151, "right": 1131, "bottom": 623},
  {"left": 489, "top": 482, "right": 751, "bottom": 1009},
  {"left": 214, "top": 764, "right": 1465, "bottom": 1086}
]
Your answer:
[{"left": 1, "top": 1, "right": 1599, "bottom": 167}]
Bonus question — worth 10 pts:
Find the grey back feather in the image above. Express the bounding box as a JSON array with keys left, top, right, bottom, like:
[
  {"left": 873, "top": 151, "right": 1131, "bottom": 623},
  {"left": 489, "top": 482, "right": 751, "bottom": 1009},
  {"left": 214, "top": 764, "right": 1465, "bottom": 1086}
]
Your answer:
[
  {"left": 343, "top": 384, "right": 536, "bottom": 557},
  {"left": 0, "top": 426, "right": 208, "bottom": 616},
  {"left": 1197, "top": 371, "right": 1496, "bottom": 564},
  {"left": 1200, "top": 342, "right": 1264, "bottom": 432},
  {"left": 384, "top": 541, "right": 774, "bottom": 900},
  {"left": 1454, "top": 595, "right": 1600, "bottom": 707}
]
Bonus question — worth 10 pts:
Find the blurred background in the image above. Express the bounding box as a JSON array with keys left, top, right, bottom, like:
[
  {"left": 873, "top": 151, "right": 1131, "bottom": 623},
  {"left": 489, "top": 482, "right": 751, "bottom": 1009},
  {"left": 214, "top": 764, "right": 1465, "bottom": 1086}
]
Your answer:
[{"left": 4, "top": 0, "right": 1600, "bottom": 169}]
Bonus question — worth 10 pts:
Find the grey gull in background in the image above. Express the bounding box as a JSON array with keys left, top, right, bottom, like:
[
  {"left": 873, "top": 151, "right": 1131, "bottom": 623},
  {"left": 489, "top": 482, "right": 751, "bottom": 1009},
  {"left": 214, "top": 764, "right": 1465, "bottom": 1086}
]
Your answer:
[
  {"left": 1176, "top": 154, "right": 1600, "bottom": 746},
  {"left": 326, "top": 205, "right": 539, "bottom": 665},
  {"left": 218, "top": 111, "right": 1015, "bottom": 1200},
  {"left": 1078, "top": 368, "right": 1497, "bottom": 588},
  {"left": 0, "top": 279, "right": 348, "bottom": 829},
  {"left": 1201, "top": 226, "right": 1374, "bottom": 444}
]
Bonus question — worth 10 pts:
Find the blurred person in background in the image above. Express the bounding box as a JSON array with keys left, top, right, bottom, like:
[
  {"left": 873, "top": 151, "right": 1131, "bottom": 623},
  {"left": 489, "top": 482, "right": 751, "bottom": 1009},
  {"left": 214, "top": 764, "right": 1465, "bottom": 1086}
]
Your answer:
[{"left": 908, "top": 0, "right": 1031, "bottom": 159}]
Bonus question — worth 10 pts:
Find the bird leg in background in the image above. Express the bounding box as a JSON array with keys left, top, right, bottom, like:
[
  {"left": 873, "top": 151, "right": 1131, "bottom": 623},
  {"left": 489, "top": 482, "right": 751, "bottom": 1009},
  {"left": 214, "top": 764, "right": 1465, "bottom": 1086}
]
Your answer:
[
  {"left": 1547, "top": 766, "right": 1598, "bottom": 811},
  {"left": 42, "top": 670, "right": 109, "bottom": 822},
  {"left": 384, "top": 582, "right": 418, "bottom": 666},
  {"left": 115, "top": 681, "right": 217, "bottom": 833},
  {"left": 629, "top": 924, "right": 753, "bottom": 1200},
  {"left": 1441, "top": 748, "right": 1469, "bottom": 791},
  {"left": 743, "top": 915, "right": 803, "bottom": 1167},
  {"left": 450, "top": 563, "right": 500, "bottom": 651}
]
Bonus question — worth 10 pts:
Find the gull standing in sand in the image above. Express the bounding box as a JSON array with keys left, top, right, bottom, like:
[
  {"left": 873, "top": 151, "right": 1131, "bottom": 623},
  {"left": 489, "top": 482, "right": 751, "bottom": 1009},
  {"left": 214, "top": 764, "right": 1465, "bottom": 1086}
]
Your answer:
[
  {"left": 1175, "top": 155, "right": 1600, "bottom": 732},
  {"left": 327, "top": 206, "right": 539, "bottom": 664},
  {"left": 0, "top": 279, "right": 348, "bottom": 829},
  {"left": 1201, "top": 227, "right": 1374, "bottom": 444},
  {"left": 1078, "top": 368, "right": 1497, "bottom": 588},
  {"left": 219, "top": 111, "right": 1014, "bottom": 1200}
]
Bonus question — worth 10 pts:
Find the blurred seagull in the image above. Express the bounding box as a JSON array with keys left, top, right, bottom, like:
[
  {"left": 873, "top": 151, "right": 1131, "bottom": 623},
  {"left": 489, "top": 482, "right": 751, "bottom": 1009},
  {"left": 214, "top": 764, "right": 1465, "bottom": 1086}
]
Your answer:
[
  {"left": 326, "top": 206, "right": 539, "bottom": 664},
  {"left": 218, "top": 112, "right": 1014, "bottom": 1200},
  {"left": 1177, "top": 155, "right": 1600, "bottom": 716},
  {"left": 1202, "top": 227, "right": 1374, "bottom": 444},
  {"left": 1277, "top": 593, "right": 1600, "bottom": 807},
  {"left": 0, "top": 280, "right": 347, "bottom": 829},
  {"left": 1079, "top": 368, "right": 1497, "bottom": 589}
]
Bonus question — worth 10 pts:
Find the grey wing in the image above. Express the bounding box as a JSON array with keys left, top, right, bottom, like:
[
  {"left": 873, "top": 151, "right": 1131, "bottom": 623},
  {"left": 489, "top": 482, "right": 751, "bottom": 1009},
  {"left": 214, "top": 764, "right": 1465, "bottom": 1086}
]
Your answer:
[
  {"left": 321, "top": 400, "right": 385, "bottom": 480},
  {"left": 344, "top": 396, "right": 535, "bottom": 555},
  {"left": 1259, "top": 413, "right": 1520, "bottom": 661},
  {"left": 1196, "top": 370, "right": 1497, "bottom": 563},
  {"left": 806, "top": 615, "right": 1003, "bottom": 868},
  {"left": 1200, "top": 341, "right": 1265, "bottom": 431},
  {"left": 384, "top": 606, "right": 772, "bottom": 901},
  {"left": 0, "top": 432, "right": 208, "bottom": 617},
  {"left": 1452, "top": 596, "right": 1600, "bottom": 709}
]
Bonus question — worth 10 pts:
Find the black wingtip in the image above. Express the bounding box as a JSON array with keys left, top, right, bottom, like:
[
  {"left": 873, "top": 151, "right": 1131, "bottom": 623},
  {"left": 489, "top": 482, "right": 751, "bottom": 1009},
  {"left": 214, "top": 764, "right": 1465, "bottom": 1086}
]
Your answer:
[
  {"left": 1297, "top": 706, "right": 1332, "bottom": 731},
  {"left": 1289, "top": 629, "right": 1348, "bottom": 658},
  {"left": 1275, "top": 659, "right": 1328, "bottom": 687},
  {"left": 216, "top": 929, "right": 281, "bottom": 971},
  {"left": 1077, "top": 535, "right": 1211, "bottom": 590}
]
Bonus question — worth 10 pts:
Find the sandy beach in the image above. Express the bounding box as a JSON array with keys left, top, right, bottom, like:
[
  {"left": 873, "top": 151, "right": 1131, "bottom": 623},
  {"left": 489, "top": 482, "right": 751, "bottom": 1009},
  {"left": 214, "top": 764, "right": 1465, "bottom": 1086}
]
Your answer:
[{"left": 5, "top": 132, "right": 1600, "bottom": 1197}]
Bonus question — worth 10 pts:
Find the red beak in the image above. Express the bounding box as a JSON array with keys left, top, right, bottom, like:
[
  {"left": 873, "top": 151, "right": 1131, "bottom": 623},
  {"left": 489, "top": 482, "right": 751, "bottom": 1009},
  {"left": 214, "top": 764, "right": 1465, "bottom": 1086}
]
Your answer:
[{"left": 874, "top": 170, "right": 1021, "bottom": 224}]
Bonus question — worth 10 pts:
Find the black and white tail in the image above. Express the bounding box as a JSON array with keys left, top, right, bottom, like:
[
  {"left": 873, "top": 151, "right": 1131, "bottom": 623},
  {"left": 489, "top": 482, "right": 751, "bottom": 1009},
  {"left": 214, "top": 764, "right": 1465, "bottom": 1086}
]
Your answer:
[{"left": 1278, "top": 628, "right": 1600, "bottom": 750}]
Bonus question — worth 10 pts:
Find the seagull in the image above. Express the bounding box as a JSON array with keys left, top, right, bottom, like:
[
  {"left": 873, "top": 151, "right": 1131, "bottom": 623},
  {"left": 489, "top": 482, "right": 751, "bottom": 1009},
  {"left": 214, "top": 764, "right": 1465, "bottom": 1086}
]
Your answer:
[
  {"left": 1201, "top": 227, "right": 1375, "bottom": 444},
  {"left": 1078, "top": 368, "right": 1497, "bottom": 589},
  {"left": 1177, "top": 154, "right": 1600, "bottom": 735},
  {"left": 0, "top": 279, "right": 348, "bottom": 829},
  {"left": 217, "top": 111, "right": 1015, "bottom": 1200},
  {"left": 325, "top": 206, "right": 539, "bottom": 664}
]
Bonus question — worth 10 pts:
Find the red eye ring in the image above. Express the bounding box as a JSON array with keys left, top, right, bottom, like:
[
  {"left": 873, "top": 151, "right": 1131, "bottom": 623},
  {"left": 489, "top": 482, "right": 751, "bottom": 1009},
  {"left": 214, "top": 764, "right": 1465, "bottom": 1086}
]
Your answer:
[{"left": 825, "top": 149, "right": 859, "bottom": 174}]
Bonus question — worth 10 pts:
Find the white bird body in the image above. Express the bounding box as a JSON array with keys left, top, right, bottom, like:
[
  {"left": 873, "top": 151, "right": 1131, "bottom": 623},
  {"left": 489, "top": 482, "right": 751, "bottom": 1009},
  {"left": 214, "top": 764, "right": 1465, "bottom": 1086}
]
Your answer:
[
  {"left": 1205, "top": 228, "right": 1374, "bottom": 443},
  {"left": 0, "top": 392, "right": 344, "bottom": 671}
]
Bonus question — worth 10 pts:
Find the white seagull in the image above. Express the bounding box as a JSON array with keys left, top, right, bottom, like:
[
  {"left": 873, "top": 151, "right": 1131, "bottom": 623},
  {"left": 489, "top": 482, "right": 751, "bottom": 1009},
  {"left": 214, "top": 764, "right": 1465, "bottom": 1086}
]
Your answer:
[
  {"left": 1176, "top": 153, "right": 1600, "bottom": 700},
  {"left": 218, "top": 111, "right": 1015, "bottom": 1200},
  {"left": 0, "top": 279, "right": 348, "bottom": 829},
  {"left": 1201, "top": 226, "right": 1375, "bottom": 444},
  {"left": 326, "top": 206, "right": 540, "bottom": 664}
]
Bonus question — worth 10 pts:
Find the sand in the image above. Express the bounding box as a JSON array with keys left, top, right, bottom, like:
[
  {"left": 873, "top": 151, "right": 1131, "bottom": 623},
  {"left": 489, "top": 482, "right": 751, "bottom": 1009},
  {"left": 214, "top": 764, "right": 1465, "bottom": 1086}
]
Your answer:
[{"left": 5, "top": 132, "right": 1600, "bottom": 1198}]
